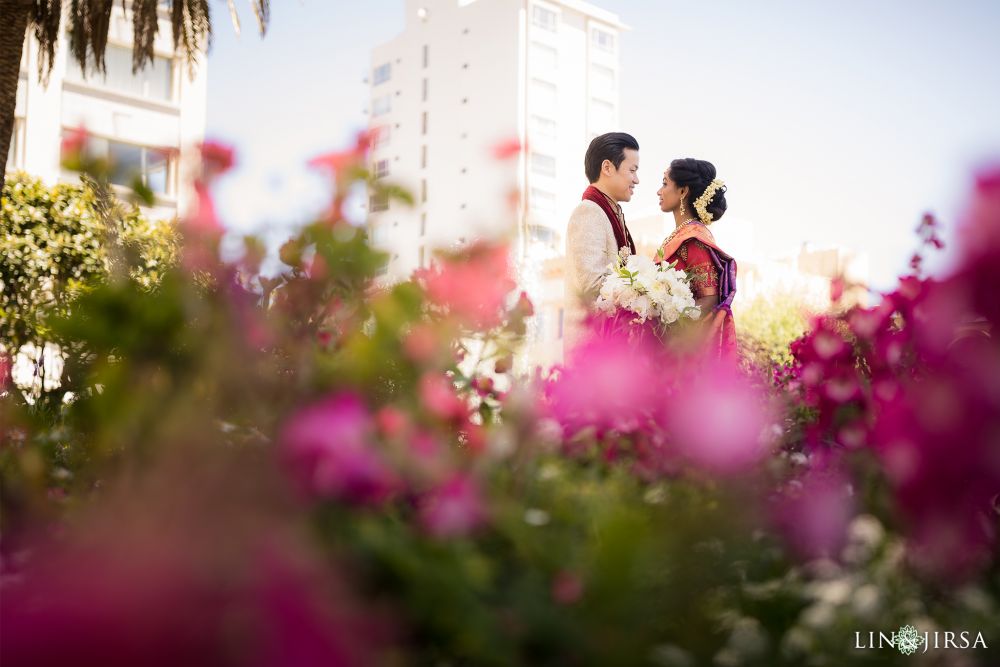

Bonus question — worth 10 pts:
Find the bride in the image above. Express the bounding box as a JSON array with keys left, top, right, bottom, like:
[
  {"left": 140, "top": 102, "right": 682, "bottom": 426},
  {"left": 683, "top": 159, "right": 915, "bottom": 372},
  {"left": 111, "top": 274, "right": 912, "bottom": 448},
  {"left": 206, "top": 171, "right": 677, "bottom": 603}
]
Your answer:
[{"left": 655, "top": 158, "right": 738, "bottom": 358}]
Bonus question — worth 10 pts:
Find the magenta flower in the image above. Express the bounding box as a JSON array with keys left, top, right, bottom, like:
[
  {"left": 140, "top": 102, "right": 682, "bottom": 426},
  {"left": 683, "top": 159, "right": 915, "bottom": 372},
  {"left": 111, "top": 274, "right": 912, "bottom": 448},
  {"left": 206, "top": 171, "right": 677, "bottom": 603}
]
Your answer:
[
  {"left": 545, "top": 328, "right": 665, "bottom": 435},
  {"left": 418, "top": 372, "right": 467, "bottom": 422},
  {"left": 197, "top": 141, "right": 235, "bottom": 182},
  {"left": 280, "top": 393, "right": 399, "bottom": 505},
  {"left": 665, "top": 361, "right": 773, "bottom": 475},
  {"left": 419, "top": 473, "right": 488, "bottom": 538},
  {"left": 0, "top": 528, "right": 384, "bottom": 667},
  {"left": 551, "top": 570, "right": 584, "bottom": 605},
  {"left": 59, "top": 124, "right": 89, "bottom": 161},
  {"left": 491, "top": 137, "right": 525, "bottom": 160},
  {"left": 773, "top": 467, "right": 854, "bottom": 560},
  {"left": 419, "top": 241, "right": 516, "bottom": 329}
]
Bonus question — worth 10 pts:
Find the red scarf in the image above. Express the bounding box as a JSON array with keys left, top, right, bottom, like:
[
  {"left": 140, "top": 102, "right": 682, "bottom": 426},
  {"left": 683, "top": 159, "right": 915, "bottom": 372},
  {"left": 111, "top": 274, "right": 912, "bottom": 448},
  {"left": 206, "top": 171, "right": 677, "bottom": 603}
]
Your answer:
[{"left": 582, "top": 186, "right": 636, "bottom": 255}]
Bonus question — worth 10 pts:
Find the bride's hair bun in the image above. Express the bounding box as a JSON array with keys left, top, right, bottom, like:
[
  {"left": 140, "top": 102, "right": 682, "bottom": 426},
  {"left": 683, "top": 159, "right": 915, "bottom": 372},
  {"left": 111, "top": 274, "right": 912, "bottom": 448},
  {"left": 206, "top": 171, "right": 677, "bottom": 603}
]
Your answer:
[{"left": 669, "top": 158, "right": 728, "bottom": 222}]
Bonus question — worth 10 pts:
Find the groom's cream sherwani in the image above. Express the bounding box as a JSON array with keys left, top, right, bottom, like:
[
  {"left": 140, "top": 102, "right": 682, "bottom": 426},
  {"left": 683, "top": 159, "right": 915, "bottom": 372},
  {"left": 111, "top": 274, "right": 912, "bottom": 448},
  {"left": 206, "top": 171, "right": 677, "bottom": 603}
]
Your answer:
[{"left": 564, "top": 199, "right": 620, "bottom": 349}]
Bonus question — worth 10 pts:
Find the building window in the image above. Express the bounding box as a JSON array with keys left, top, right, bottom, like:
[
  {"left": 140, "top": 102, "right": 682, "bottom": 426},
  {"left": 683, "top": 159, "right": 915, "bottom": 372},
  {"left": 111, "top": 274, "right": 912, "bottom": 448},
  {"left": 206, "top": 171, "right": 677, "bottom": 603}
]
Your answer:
[
  {"left": 589, "top": 98, "right": 615, "bottom": 133},
  {"left": 422, "top": 44, "right": 429, "bottom": 68},
  {"left": 530, "top": 114, "right": 556, "bottom": 139},
  {"left": 65, "top": 132, "right": 173, "bottom": 195},
  {"left": 421, "top": 111, "right": 428, "bottom": 135},
  {"left": 420, "top": 212, "right": 427, "bottom": 236},
  {"left": 531, "top": 152, "right": 556, "bottom": 177},
  {"left": 590, "top": 63, "right": 615, "bottom": 92},
  {"left": 528, "top": 224, "right": 559, "bottom": 246},
  {"left": 373, "top": 62, "right": 391, "bottom": 85},
  {"left": 421, "top": 179, "right": 427, "bottom": 203},
  {"left": 369, "top": 192, "right": 389, "bottom": 212},
  {"left": 422, "top": 77, "right": 428, "bottom": 102},
  {"left": 64, "top": 42, "right": 173, "bottom": 102},
  {"left": 372, "top": 95, "right": 391, "bottom": 117},
  {"left": 536, "top": 310, "right": 547, "bottom": 341},
  {"left": 374, "top": 159, "right": 390, "bottom": 179},
  {"left": 532, "top": 5, "right": 557, "bottom": 32},
  {"left": 530, "top": 187, "right": 556, "bottom": 217},
  {"left": 420, "top": 145, "right": 427, "bottom": 169},
  {"left": 592, "top": 28, "right": 615, "bottom": 53},
  {"left": 530, "top": 42, "right": 558, "bottom": 71},
  {"left": 530, "top": 78, "right": 557, "bottom": 109}
]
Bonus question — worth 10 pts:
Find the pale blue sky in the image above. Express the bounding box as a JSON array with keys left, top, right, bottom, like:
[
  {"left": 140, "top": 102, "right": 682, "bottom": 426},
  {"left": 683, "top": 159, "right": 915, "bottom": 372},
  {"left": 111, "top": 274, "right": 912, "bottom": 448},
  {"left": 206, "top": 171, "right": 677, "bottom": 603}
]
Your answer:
[{"left": 206, "top": 0, "right": 1000, "bottom": 288}]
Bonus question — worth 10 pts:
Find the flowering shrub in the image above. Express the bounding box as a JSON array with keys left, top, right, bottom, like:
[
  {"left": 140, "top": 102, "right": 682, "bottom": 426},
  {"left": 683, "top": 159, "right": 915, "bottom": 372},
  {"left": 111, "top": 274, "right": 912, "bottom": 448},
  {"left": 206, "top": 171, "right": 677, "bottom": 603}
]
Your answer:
[
  {"left": 1, "top": 142, "right": 998, "bottom": 666},
  {"left": 1, "top": 172, "right": 177, "bottom": 358}
]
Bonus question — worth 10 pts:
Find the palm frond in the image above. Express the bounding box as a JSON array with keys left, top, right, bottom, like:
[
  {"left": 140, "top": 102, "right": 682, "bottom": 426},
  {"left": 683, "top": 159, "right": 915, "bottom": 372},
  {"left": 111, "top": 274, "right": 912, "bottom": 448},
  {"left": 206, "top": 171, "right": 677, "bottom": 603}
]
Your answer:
[
  {"left": 247, "top": 0, "right": 269, "bottom": 36},
  {"left": 30, "top": 0, "right": 63, "bottom": 84},
  {"left": 68, "top": 0, "right": 114, "bottom": 75},
  {"left": 131, "top": 0, "right": 159, "bottom": 73},
  {"left": 170, "top": 0, "right": 212, "bottom": 77},
  {"left": 226, "top": 0, "right": 241, "bottom": 37}
]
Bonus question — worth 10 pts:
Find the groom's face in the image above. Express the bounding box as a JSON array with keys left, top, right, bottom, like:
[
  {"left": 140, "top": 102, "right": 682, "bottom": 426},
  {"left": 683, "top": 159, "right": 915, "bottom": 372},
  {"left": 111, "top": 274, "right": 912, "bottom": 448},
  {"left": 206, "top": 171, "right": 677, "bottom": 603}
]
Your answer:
[{"left": 603, "top": 149, "right": 639, "bottom": 203}]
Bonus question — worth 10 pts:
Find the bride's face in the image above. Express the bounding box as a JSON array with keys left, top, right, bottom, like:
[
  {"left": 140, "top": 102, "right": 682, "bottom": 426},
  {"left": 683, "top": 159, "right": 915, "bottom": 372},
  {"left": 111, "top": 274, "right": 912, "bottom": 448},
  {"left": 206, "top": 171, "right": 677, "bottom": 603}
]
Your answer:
[{"left": 657, "top": 170, "right": 685, "bottom": 213}]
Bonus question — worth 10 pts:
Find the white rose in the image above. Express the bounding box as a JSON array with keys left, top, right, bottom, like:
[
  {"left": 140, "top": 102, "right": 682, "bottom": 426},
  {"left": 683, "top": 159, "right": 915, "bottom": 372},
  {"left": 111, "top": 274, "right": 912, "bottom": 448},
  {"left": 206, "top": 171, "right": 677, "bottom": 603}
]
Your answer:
[
  {"left": 625, "top": 254, "right": 655, "bottom": 274},
  {"left": 660, "top": 303, "right": 679, "bottom": 324},
  {"left": 619, "top": 286, "right": 640, "bottom": 307},
  {"left": 599, "top": 275, "right": 625, "bottom": 301}
]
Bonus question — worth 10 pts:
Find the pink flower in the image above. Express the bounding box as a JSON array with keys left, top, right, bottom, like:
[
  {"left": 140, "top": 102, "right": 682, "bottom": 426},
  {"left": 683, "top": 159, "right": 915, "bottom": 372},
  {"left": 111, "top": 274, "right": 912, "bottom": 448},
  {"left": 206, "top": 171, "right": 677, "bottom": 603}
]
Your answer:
[
  {"left": 60, "top": 125, "right": 89, "bottom": 160},
  {"left": 513, "top": 291, "right": 534, "bottom": 317},
  {"left": 491, "top": 137, "right": 525, "bottom": 160},
  {"left": 375, "top": 405, "right": 410, "bottom": 440},
  {"left": 280, "top": 393, "right": 399, "bottom": 505},
  {"left": 402, "top": 324, "right": 442, "bottom": 364},
  {"left": 0, "top": 523, "right": 383, "bottom": 667},
  {"left": 198, "top": 140, "right": 235, "bottom": 179},
  {"left": 551, "top": 570, "right": 584, "bottom": 605},
  {"left": 419, "top": 473, "right": 488, "bottom": 538},
  {"left": 308, "top": 131, "right": 372, "bottom": 176},
  {"left": 773, "top": 467, "right": 854, "bottom": 560},
  {"left": 186, "top": 180, "right": 224, "bottom": 233},
  {"left": 419, "top": 373, "right": 467, "bottom": 422},
  {"left": 665, "top": 361, "right": 773, "bottom": 475},
  {"left": 420, "top": 241, "right": 516, "bottom": 329},
  {"left": 829, "top": 276, "right": 845, "bottom": 303},
  {"left": 545, "top": 328, "right": 665, "bottom": 435}
]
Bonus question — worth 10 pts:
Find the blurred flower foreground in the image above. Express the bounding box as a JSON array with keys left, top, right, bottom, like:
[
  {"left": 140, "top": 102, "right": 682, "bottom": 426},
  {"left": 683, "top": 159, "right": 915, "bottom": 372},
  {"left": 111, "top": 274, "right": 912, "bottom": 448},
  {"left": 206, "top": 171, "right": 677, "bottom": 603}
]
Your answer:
[{"left": 1, "top": 135, "right": 999, "bottom": 667}]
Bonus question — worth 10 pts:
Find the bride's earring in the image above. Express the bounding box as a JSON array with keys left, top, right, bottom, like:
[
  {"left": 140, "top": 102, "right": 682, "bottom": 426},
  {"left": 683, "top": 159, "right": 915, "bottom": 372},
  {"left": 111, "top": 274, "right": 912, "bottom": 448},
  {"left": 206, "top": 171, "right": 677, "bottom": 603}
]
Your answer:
[{"left": 679, "top": 199, "right": 686, "bottom": 216}]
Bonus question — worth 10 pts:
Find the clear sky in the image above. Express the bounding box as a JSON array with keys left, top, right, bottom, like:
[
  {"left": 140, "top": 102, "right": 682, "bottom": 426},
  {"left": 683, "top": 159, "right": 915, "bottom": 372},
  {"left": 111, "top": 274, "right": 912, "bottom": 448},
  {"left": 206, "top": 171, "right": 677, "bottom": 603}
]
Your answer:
[{"left": 206, "top": 0, "right": 1000, "bottom": 289}]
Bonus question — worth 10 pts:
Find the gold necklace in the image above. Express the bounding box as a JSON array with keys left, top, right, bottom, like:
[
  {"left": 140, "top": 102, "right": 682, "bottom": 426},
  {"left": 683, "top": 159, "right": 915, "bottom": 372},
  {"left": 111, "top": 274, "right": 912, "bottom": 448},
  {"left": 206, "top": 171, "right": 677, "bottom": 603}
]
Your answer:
[{"left": 663, "top": 218, "right": 701, "bottom": 246}]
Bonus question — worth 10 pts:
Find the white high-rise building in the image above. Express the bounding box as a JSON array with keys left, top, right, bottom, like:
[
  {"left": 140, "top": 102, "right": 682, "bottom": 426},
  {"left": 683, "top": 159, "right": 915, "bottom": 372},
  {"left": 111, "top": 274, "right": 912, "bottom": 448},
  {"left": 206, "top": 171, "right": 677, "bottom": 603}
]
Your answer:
[
  {"left": 366, "top": 0, "right": 625, "bottom": 281},
  {"left": 9, "top": 4, "right": 208, "bottom": 220}
]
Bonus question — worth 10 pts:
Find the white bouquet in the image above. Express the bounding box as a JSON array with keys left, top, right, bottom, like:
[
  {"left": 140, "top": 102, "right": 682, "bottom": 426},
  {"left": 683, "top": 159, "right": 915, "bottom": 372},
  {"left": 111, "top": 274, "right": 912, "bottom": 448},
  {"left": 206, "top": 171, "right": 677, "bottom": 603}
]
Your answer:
[{"left": 594, "top": 250, "right": 701, "bottom": 328}]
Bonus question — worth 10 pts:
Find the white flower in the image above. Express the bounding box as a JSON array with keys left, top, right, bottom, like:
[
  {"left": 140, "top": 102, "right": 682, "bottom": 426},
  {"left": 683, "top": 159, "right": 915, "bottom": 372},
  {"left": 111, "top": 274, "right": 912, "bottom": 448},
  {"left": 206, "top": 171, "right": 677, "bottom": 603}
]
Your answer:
[
  {"left": 625, "top": 254, "right": 655, "bottom": 274},
  {"left": 630, "top": 294, "right": 653, "bottom": 321},
  {"left": 599, "top": 275, "right": 626, "bottom": 301},
  {"left": 595, "top": 295, "right": 615, "bottom": 315}
]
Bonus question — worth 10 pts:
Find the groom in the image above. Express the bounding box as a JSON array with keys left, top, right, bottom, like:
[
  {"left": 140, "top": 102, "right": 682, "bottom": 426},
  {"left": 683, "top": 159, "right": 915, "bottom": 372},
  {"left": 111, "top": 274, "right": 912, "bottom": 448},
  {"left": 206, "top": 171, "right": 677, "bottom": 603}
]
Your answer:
[{"left": 564, "top": 132, "right": 639, "bottom": 347}]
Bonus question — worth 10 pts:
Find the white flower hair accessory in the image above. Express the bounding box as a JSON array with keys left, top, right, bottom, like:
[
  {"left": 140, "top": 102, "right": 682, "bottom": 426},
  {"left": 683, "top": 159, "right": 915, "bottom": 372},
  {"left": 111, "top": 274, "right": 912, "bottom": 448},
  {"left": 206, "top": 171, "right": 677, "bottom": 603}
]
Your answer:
[{"left": 693, "top": 178, "right": 725, "bottom": 225}]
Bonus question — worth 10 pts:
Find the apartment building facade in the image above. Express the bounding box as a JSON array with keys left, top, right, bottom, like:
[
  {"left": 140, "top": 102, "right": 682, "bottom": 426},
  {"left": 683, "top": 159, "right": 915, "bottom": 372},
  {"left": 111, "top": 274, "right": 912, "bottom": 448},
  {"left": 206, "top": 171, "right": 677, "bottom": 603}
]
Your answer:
[{"left": 9, "top": 3, "right": 207, "bottom": 220}]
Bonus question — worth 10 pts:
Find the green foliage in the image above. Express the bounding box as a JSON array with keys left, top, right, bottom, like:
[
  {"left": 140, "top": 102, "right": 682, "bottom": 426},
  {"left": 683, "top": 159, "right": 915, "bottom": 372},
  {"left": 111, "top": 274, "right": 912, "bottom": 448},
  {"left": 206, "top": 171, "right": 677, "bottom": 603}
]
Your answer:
[
  {"left": 1, "top": 172, "right": 179, "bottom": 353},
  {"left": 737, "top": 290, "right": 814, "bottom": 370},
  {"left": 2, "top": 156, "right": 997, "bottom": 666}
]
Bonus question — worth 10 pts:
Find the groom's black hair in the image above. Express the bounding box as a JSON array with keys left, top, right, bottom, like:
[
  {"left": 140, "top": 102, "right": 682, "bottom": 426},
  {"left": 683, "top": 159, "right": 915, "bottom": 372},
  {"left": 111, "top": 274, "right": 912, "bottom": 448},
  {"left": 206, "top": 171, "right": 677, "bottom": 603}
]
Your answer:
[{"left": 584, "top": 132, "right": 639, "bottom": 183}]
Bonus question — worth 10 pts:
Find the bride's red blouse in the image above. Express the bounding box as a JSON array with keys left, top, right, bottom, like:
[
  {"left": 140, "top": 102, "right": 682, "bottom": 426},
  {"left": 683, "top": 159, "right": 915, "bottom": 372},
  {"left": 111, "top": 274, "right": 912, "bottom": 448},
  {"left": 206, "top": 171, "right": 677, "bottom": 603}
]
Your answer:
[
  {"left": 656, "top": 223, "right": 738, "bottom": 359},
  {"left": 671, "top": 238, "right": 720, "bottom": 299}
]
